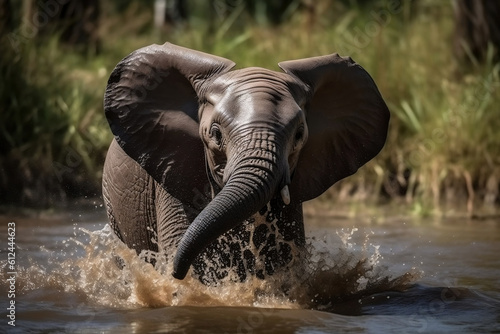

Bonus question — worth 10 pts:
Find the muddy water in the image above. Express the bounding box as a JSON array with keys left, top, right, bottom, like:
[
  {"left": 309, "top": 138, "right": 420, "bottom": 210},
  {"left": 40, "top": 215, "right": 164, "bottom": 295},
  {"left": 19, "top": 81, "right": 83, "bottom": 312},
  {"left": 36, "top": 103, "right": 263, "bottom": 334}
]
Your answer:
[{"left": 1, "top": 206, "right": 499, "bottom": 333}]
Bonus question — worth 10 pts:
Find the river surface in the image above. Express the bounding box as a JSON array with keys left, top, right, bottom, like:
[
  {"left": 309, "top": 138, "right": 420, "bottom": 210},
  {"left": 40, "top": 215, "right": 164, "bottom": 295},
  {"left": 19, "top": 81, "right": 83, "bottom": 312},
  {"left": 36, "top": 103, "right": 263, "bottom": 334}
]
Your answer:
[{"left": 1, "top": 203, "right": 499, "bottom": 333}]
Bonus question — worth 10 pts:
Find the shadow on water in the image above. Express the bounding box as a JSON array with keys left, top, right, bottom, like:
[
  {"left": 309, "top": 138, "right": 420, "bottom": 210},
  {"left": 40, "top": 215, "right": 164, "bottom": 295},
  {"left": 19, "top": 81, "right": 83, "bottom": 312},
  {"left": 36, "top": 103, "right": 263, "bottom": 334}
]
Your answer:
[
  {"left": 1, "top": 206, "right": 500, "bottom": 333},
  {"left": 331, "top": 283, "right": 500, "bottom": 315}
]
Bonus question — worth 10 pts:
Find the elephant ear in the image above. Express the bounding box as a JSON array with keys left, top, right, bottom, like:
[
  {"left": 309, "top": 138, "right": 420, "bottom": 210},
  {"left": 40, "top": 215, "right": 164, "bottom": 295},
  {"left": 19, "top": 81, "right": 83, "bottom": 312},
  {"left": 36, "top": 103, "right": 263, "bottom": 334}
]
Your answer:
[
  {"left": 104, "top": 42, "right": 235, "bottom": 200},
  {"left": 279, "top": 54, "right": 390, "bottom": 202}
]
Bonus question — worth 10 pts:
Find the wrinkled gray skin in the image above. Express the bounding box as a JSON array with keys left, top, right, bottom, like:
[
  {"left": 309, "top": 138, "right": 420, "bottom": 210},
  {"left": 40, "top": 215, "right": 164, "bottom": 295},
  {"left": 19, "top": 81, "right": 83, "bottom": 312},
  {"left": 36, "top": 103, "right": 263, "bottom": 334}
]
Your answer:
[{"left": 102, "top": 42, "right": 390, "bottom": 282}]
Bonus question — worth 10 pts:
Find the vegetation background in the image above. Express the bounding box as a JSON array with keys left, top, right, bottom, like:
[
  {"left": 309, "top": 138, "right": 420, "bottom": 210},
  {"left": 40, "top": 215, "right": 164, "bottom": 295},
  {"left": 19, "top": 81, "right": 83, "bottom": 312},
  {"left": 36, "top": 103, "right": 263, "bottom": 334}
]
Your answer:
[{"left": 1, "top": 0, "right": 499, "bottom": 217}]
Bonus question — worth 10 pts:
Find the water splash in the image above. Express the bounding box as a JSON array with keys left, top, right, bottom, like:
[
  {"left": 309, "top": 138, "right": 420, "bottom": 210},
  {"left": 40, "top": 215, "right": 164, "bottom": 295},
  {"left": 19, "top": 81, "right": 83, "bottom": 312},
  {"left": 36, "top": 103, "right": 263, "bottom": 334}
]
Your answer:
[
  {"left": 5, "top": 224, "right": 420, "bottom": 311},
  {"left": 296, "top": 228, "right": 421, "bottom": 312}
]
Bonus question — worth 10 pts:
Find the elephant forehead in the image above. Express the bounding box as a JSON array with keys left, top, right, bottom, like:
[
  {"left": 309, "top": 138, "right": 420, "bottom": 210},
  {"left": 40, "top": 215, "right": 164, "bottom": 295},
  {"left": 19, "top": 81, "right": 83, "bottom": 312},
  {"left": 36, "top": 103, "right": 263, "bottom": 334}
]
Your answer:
[
  {"left": 206, "top": 68, "right": 305, "bottom": 124},
  {"left": 209, "top": 67, "right": 295, "bottom": 98}
]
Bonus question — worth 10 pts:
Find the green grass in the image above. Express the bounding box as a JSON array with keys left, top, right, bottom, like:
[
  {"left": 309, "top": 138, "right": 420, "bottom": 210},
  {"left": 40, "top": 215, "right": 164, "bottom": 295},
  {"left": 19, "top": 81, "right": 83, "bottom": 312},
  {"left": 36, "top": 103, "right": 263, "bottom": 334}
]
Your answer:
[
  {"left": 1, "top": 1, "right": 499, "bottom": 215},
  {"left": 0, "top": 36, "right": 112, "bottom": 206}
]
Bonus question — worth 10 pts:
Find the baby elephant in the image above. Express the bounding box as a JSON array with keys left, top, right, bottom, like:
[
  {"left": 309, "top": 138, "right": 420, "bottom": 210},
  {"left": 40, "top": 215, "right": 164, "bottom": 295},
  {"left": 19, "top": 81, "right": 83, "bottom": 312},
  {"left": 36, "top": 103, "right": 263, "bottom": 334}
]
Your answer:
[{"left": 102, "top": 42, "right": 389, "bottom": 283}]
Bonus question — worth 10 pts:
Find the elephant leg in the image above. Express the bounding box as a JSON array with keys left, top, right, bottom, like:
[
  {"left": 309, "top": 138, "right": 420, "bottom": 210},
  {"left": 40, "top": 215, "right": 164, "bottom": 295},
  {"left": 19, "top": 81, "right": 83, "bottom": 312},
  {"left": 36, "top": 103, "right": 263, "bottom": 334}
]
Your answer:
[
  {"left": 103, "top": 139, "right": 199, "bottom": 266},
  {"left": 103, "top": 140, "right": 159, "bottom": 256},
  {"left": 192, "top": 221, "right": 254, "bottom": 284},
  {"left": 253, "top": 197, "right": 305, "bottom": 279},
  {"left": 154, "top": 184, "right": 193, "bottom": 256}
]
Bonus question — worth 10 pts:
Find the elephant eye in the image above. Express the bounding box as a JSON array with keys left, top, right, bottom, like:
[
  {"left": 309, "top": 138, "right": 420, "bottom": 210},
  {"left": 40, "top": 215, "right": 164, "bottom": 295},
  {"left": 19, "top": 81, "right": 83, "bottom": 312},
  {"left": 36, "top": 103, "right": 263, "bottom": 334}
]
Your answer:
[
  {"left": 292, "top": 124, "right": 306, "bottom": 153},
  {"left": 295, "top": 125, "right": 305, "bottom": 143},
  {"left": 210, "top": 123, "right": 223, "bottom": 146}
]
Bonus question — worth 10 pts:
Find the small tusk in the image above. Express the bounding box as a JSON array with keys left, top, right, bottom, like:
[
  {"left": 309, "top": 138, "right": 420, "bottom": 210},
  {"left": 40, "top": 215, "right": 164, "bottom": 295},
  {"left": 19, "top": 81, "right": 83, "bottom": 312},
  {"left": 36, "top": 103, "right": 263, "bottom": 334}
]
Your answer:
[{"left": 280, "top": 185, "right": 291, "bottom": 205}]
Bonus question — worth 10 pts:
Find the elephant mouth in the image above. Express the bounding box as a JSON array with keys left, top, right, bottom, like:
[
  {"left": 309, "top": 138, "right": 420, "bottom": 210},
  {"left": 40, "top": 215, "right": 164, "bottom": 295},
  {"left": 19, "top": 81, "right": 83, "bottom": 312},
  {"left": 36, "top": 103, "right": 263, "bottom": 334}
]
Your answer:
[{"left": 213, "top": 164, "right": 225, "bottom": 180}]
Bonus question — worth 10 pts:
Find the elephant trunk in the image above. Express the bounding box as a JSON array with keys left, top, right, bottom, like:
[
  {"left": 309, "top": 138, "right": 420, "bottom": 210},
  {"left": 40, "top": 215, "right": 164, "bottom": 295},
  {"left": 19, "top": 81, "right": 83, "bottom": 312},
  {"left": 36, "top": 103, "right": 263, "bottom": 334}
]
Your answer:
[{"left": 172, "top": 151, "right": 286, "bottom": 280}]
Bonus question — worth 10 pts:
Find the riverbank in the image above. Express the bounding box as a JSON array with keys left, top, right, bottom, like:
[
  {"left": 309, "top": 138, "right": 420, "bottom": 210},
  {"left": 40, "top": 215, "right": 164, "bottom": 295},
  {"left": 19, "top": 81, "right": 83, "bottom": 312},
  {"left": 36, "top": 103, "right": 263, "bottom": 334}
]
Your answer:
[{"left": 2, "top": 195, "right": 499, "bottom": 224}]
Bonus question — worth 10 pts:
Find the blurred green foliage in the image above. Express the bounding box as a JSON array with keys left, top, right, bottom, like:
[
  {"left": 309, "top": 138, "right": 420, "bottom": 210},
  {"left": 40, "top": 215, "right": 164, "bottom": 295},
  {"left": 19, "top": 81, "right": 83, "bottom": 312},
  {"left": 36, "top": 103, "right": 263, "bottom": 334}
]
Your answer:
[{"left": 1, "top": 0, "right": 499, "bottom": 215}]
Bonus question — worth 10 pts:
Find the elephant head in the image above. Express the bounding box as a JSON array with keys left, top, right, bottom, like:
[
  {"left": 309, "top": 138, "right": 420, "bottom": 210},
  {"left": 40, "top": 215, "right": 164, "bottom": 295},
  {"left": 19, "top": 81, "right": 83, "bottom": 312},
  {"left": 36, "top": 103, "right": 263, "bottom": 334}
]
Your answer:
[{"left": 104, "top": 42, "right": 389, "bottom": 280}]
